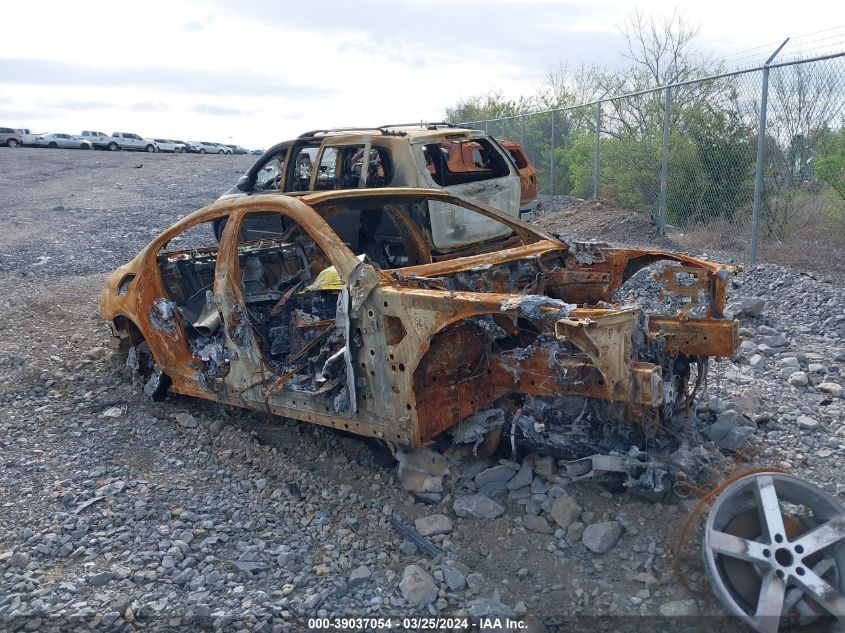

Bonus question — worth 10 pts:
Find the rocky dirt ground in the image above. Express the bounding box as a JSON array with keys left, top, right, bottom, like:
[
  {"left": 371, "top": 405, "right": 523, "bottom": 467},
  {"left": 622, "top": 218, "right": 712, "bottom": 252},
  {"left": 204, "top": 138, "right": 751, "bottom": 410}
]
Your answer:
[{"left": 0, "top": 148, "right": 843, "bottom": 632}]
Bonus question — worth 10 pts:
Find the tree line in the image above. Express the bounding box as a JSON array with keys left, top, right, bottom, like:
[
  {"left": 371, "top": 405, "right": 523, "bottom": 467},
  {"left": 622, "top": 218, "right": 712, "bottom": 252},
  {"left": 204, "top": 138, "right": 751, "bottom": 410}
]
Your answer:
[{"left": 445, "top": 11, "right": 845, "bottom": 241}]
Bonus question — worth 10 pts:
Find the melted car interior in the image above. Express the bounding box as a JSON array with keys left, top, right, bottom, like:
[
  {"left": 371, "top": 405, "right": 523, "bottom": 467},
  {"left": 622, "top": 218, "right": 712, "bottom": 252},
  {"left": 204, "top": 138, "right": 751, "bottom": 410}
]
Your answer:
[
  {"left": 153, "top": 197, "right": 534, "bottom": 406},
  {"left": 423, "top": 138, "right": 510, "bottom": 187},
  {"left": 156, "top": 223, "right": 220, "bottom": 343}
]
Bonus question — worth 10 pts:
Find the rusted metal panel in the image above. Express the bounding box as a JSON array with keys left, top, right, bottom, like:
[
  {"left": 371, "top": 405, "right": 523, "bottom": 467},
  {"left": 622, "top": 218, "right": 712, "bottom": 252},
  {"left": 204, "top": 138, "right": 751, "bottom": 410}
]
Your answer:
[
  {"left": 648, "top": 316, "right": 739, "bottom": 357},
  {"left": 499, "top": 140, "right": 539, "bottom": 208}
]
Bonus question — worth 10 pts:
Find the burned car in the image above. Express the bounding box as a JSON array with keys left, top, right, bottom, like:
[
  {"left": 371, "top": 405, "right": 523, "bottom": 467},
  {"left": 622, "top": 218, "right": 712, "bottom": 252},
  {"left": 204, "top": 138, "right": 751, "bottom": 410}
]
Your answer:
[
  {"left": 217, "top": 124, "right": 534, "bottom": 221},
  {"left": 100, "top": 187, "right": 737, "bottom": 473}
]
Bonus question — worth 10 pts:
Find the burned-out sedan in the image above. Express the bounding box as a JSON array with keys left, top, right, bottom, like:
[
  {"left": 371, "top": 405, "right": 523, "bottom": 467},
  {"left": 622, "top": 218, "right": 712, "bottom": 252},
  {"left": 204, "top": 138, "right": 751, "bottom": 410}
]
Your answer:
[{"left": 99, "top": 187, "right": 738, "bottom": 469}]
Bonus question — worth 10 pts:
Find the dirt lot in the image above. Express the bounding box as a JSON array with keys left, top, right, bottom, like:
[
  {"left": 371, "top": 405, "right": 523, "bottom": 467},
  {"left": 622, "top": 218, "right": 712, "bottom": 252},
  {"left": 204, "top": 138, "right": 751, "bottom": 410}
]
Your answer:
[{"left": 1, "top": 147, "right": 843, "bottom": 632}]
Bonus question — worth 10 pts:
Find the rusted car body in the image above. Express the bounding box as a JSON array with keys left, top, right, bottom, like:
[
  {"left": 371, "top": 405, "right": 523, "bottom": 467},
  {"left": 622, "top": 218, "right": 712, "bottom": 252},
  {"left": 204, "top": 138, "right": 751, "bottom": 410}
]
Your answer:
[
  {"left": 99, "top": 188, "right": 737, "bottom": 464},
  {"left": 441, "top": 138, "right": 538, "bottom": 219},
  {"left": 498, "top": 140, "right": 539, "bottom": 214}
]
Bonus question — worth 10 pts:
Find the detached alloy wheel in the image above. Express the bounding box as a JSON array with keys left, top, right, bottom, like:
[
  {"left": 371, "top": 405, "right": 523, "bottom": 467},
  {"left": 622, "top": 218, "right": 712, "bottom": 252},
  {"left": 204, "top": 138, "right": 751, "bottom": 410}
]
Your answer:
[{"left": 704, "top": 472, "right": 845, "bottom": 633}]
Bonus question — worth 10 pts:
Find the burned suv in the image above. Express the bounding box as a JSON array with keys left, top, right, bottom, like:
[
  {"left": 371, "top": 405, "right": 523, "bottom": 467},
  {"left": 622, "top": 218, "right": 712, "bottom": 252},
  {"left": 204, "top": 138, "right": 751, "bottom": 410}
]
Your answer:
[
  {"left": 100, "top": 187, "right": 737, "bottom": 472},
  {"left": 218, "top": 124, "right": 535, "bottom": 222}
]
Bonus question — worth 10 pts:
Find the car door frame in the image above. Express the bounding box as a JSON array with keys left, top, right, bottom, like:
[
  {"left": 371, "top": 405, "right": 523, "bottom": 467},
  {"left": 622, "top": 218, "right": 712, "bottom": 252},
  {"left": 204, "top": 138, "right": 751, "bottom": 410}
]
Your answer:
[
  {"left": 130, "top": 204, "right": 291, "bottom": 403},
  {"left": 410, "top": 134, "right": 520, "bottom": 250},
  {"left": 217, "top": 197, "right": 363, "bottom": 414},
  {"left": 244, "top": 142, "right": 292, "bottom": 195},
  {"left": 310, "top": 139, "right": 376, "bottom": 191}
]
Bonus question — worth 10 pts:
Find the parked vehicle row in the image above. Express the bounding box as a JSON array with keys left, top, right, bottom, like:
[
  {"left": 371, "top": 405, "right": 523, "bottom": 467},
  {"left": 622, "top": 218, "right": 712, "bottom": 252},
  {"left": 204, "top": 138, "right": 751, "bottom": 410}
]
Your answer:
[{"left": 3, "top": 127, "right": 253, "bottom": 153}]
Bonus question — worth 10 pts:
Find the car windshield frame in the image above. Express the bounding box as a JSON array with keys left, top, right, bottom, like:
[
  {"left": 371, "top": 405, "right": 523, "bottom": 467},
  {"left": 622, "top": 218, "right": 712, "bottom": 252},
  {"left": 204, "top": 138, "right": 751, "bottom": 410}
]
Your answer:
[{"left": 303, "top": 189, "right": 554, "bottom": 263}]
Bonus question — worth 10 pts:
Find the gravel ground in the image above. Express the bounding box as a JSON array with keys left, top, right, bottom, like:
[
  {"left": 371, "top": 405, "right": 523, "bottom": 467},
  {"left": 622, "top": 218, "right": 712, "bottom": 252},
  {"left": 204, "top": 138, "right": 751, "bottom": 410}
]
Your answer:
[{"left": 1, "top": 148, "right": 843, "bottom": 632}]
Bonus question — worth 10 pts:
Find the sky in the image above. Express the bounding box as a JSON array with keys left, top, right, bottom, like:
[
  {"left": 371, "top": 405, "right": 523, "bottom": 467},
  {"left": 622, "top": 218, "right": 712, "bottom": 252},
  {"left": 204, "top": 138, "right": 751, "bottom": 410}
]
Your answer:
[{"left": 1, "top": 0, "right": 843, "bottom": 149}]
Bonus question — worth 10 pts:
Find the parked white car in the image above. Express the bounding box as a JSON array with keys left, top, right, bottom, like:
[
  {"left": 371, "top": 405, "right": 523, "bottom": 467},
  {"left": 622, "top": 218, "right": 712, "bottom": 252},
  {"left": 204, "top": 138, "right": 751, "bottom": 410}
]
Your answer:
[
  {"left": 36, "top": 133, "right": 93, "bottom": 150},
  {"left": 188, "top": 141, "right": 226, "bottom": 154},
  {"left": 110, "top": 132, "right": 157, "bottom": 152},
  {"left": 154, "top": 139, "right": 187, "bottom": 153}
]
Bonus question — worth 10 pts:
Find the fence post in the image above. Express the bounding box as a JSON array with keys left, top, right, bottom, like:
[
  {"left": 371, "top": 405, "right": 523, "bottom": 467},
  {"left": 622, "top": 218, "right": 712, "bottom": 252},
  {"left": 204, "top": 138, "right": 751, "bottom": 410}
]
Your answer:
[
  {"left": 593, "top": 103, "right": 601, "bottom": 198},
  {"left": 750, "top": 39, "right": 789, "bottom": 266},
  {"left": 550, "top": 110, "right": 556, "bottom": 199},
  {"left": 520, "top": 116, "right": 526, "bottom": 149},
  {"left": 484, "top": 121, "right": 488, "bottom": 133},
  {"left": 658, "top": 83, "right": 674, "bottom": 236}
]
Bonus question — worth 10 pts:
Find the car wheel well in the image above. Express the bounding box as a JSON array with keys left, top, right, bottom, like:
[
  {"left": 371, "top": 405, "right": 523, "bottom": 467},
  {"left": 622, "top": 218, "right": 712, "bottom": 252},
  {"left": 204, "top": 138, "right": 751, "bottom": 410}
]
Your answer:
[
  {"left": 112, "top": 315, "right": 171, "bottom": 401},
  {"left": 112, "top": 315, "right": 145, "bottom": 351}
]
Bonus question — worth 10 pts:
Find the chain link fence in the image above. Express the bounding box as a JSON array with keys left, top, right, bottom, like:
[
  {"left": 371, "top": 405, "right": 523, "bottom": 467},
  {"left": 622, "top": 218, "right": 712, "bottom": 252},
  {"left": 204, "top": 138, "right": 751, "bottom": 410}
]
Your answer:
[{"left": 463, "top": 51, "right": 845, "bottom": 269}]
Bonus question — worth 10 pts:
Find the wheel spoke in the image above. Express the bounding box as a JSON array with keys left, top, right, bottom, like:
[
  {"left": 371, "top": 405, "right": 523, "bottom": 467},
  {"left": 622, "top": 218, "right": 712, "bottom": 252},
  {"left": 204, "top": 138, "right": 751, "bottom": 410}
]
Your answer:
[
  {"left": 792, "top": 516, "right": 845, "bottom": 558},
  {"left": 754, "top": 475, "right": 786, "bottom": 544},
  {"left": 709, "top": 530, "right": 771, "bottom": 563},
  {"left": 752, "top": 573, "right": 787, "bottom": 633},
  {"left": 793, "top": 567, "right": 845, "bottom": 616}
]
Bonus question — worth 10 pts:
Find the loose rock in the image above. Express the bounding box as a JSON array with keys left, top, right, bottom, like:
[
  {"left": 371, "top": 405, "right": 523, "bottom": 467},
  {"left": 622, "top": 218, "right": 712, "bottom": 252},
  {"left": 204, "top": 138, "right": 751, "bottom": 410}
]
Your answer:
[
  {"left": 550, "top": 496, "right": 582, "bottom": 529},
  {"left": 415, "top": 514, "right": 453, "bottom": 536},
  {"left": 740, "top": 297, "right": 765, "bottom": 317},
  {"left": 797, "top": 415, "right": 820, "bottom": 430},
  {"left": 582, "top": 521, "right": 624, "bottom": 554},
  {"left": 349, "top": 565, "right": 371, "bottom": 587},
  {"left": 399, "top": 564, "right": 437, "bottom": 607},
  {"left": 453, "top": 494, "right": 505, "bottom": 520},
  {"left": 175, "top": 412, "right": 198, "bottom": 428},
  {"left": 523, "top": 515, "right": 554, "bottom": 534},
  {"left": 788, "top": 372, "right": 809, "bottom": 387},
  {"left": 659, "top": 599, "right": 699, "bottom": 616},
  {"left": 819, "top": 382, "right": 843, "bottom": 397}
]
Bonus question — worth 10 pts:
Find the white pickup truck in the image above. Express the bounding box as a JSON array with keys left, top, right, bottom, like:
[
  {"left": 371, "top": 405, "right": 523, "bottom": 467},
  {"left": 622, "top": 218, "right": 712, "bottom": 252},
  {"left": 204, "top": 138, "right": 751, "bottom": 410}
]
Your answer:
[
  {"left": 16, "top": 128, "right": 42, "bottom": 146},
  {"left": 81, "top": 131, "right": 157, "bottom": 152},
  {"left": 81, "top": 131, "right": 118, "bottom": 150}
]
